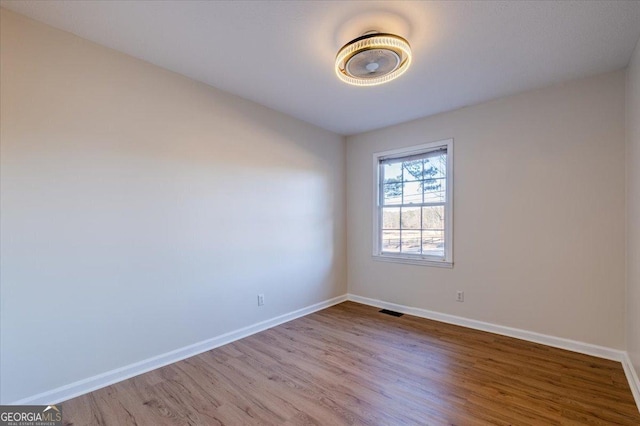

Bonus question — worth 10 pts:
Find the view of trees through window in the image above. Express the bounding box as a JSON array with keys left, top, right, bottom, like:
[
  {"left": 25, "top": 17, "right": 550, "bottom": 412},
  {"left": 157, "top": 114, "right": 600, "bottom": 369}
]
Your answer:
[{"left": 380, "top": 151, "right": 447, "bottom": 257}]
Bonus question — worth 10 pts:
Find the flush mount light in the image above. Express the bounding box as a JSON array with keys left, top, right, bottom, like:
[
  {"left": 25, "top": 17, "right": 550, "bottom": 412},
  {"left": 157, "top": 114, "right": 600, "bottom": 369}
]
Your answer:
[{"left": 335, "top": 32, "right": 412, "bottom": 87}]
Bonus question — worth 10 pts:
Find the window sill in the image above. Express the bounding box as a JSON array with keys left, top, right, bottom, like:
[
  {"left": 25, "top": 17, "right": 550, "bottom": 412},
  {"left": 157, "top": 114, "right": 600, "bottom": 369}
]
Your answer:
[{"left": 373, "top": 254, "right": 453, "bottom": 268}]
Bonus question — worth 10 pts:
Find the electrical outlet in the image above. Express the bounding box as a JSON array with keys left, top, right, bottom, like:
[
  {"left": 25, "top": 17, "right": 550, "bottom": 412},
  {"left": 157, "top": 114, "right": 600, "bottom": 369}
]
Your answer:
[
  {"left": 258, "top": 294, "right": 265, "bottom": 306},
  {"left": 456, "top": 291, "right": 464, "bottom": 302}
]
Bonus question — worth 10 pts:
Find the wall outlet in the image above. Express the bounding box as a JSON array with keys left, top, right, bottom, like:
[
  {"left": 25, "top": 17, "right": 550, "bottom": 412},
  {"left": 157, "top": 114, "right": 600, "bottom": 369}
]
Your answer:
[
  {"left": 456, "top": 291, "right": 464, "bottom": 302},
  {"left": 257, "top": 294, "right": 265, "bottom": 306}
]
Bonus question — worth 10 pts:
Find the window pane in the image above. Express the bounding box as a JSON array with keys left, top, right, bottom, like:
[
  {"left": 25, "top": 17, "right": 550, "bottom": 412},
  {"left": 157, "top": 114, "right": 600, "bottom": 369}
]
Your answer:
[
  {"left": 423, "top": 205, "right": 445, "bottom": 257},
  {"left": 424, "top": 154, "right": 446, "bottom": 179},
  {"left": 423, "top": 177, "right": 446, "bottom": 203},
  {"left": 383, "top": 183, "right": 402, "bottom": 205},
  {"left": 422, "top": 206, "right": 445, "bottom": 230},
  {"left": 423, "top": 154, "right": 447, "bottom": 202},
  {"left": 382, "top": 230, "right": 400, "bottom": 253},
  {"left": 403, "top": 181, "right": 422, "bottom": 204},
  {"left": 400, "top": 230, "right": 421, "bottom": 254},
  {"left": 401, "top": 207, "right": 421, "bottom": 229},
  {"left": 382, "top": 207, "right": 400, "bottom": 229},
  {"left": 382, "top": 162, "right": 403, "bottom": 183},
  {"left": 422, "top": 230, "right": 445, "bottom": 257},
  {"left": 402, "top": 159, "right": 423, "bottom": 182}
]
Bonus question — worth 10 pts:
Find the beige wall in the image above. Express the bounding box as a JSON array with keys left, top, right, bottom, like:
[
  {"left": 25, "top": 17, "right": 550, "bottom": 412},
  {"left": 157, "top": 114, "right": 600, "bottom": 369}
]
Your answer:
[
  {"left": 627, "top": 37, "right": 640, "bottom": 375},
  {"left": 1, "top": 4, "right": 635, "bottom": 407},
  {"left": 347, "top": 71, "right": 627, "bottom": 349},
  {"left": 0, "top": 9, "right": 346, "bottom": 404}
]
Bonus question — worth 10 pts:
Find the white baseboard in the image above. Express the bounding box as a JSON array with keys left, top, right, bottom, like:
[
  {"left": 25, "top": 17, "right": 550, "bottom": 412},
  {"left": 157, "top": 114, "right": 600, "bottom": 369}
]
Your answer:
[
  {"left": 347, "top": 294, "right": 625, "bottom": 361},
  {"left": 10, "top": 294, "right": 348, "bottom": 406},
  {"left": 622, "top": 353, "right": 640, "bottom": 410}
]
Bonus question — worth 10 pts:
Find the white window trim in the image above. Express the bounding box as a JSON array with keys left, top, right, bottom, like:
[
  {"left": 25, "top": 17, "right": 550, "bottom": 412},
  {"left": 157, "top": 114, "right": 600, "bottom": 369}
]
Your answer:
[{"left": 372, "top": 139, "right": 454, "bottom": 268}]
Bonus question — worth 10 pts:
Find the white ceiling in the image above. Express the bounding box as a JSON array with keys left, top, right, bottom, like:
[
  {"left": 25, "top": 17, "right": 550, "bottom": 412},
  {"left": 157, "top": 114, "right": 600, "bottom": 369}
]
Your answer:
[{"left": 2, "top": 1, "right": 640, "bottom": 135}]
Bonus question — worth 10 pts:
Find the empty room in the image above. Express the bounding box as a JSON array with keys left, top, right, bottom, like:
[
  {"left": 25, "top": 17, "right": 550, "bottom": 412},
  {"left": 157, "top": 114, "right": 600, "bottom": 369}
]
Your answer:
[{"left": 1, "top": 1, "right": 640, "bottom": 425}]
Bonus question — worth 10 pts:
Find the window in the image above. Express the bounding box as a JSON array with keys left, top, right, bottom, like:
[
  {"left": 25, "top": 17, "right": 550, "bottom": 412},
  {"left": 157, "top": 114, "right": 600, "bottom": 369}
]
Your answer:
[{"left": 373, "top": 139, "right": 453, "bottom": 267}]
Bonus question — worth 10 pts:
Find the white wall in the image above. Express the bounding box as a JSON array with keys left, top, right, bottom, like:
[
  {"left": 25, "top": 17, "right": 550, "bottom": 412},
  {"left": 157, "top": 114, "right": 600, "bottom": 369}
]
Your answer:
[
  {"left": 627, "top": 37, "right": 640, "bottom": 376},
  {"left": 0, "top": 9, "right": 346, "bottom": 404},
  {"left": 347, "top": 71, "right": 627, "bottom": 349}
]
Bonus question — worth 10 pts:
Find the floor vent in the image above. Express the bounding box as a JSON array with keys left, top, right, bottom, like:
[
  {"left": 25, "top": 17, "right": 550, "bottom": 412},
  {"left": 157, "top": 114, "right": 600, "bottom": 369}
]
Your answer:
[{"left": 379, "top": 309, "right": 404, "bottom": 317}]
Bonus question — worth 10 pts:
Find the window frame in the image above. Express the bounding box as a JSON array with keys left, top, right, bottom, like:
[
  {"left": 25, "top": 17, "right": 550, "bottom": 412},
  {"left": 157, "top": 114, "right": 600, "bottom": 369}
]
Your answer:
[{"left": 372, "top": 139, "right": 454, "bottom": 268}]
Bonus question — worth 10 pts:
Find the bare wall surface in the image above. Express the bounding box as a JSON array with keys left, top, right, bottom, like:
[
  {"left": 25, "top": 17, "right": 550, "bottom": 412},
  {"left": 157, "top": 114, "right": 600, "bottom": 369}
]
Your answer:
[
  {"left": 347, "top": 71, "right": 626, "bottom": 349},
  {"left": 627, "top": 36, "right": 640, "bottom": 375},
  {"left": 0, "top": 9, "right": 346, "bottom": 403}
]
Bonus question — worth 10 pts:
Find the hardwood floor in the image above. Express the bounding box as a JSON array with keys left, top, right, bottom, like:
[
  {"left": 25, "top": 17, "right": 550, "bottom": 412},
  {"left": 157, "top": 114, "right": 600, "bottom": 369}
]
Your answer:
[{"left": 62, "top": 302, "right": 640, "bottom": 425}]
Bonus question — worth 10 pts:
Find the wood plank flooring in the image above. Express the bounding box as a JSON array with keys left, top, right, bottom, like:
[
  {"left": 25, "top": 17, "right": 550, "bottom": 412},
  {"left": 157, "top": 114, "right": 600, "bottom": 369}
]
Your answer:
[{"left": 61, "top": 302, "right": 640, "bottom": 425}]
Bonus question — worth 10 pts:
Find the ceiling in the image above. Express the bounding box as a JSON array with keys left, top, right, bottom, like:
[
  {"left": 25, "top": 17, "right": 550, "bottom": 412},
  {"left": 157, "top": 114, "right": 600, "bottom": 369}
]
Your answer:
[{"left": 2, "top": 1, "right": 640, "bottom": 136}]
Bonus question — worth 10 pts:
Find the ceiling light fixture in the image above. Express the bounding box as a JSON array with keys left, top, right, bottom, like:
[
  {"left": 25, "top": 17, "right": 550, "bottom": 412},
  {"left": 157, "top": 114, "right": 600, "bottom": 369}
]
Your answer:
[{"left": 335, "top": 32, "right": 412, "bottom": 87}]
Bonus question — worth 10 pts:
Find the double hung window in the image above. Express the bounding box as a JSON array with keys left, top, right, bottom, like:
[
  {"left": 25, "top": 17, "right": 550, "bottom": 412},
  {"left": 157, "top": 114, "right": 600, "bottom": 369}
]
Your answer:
[{"left": 373, "top": 139, "right": 453, "bottom": 267}]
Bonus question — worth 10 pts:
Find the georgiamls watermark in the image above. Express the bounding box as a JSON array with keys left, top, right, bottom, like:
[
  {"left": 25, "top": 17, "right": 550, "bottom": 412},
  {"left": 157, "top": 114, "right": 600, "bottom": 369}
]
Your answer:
[{"left": 0, "top": 405, "right": 62, "bottom": 426}]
